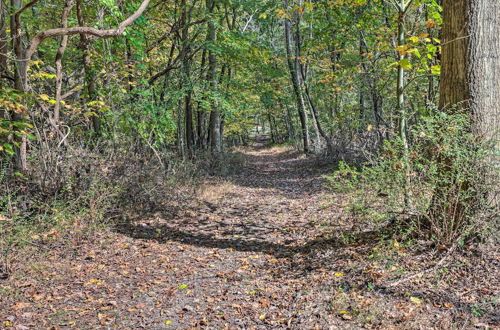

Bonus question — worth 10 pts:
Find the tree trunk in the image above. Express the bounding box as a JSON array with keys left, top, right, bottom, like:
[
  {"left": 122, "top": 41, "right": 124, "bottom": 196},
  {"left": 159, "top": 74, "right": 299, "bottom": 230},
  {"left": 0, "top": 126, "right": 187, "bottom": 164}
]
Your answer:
[
  {"left": 76, "top": 0, "right": 100, "bottom": 134},
  {"left": 396, "top": 1, "right": 412, "bottom": 211},
  {"left": 10, "top": 0, "right": 27, "bottom": 170},
  {"left": 54, "top": 0, "right": 74, "bottom": 125},
  {"left": 467, "top": 0, "right": 499, "bottom": 207},
  {"left": 180, "top": 0, "right": 194, "bottom": 155},
  {"left": 284, "top": 0, "right": 309, "bottom": 153},
  {"left": 0, "top": 0, "right": 8, "bottom": 88},
  {"left": 439, "top": 0, "right": 468, "bottom": 110},
  {"left": 432, "top": 0, "right": 499, "bottom": 240},
  {"left": 207, "top": 0, "right": 221, "bottom": 154}
]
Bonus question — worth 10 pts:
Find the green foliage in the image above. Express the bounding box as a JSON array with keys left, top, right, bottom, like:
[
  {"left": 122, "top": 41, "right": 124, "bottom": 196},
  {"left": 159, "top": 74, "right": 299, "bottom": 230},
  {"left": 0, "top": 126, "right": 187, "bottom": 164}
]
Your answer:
[
  {"left": 121, "top": 86, "right": 177, "bottom": 149},
  {"left": 327, "top": 111, "right": 494, "bottom": 244},
  {"left": 0, "top": 89, "right": 34, "bottom": 157}
]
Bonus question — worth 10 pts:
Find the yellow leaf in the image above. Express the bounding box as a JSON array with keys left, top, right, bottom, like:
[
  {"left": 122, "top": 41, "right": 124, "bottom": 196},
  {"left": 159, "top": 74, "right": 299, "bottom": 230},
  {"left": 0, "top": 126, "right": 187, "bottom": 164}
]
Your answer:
[
  {"left": 400, "top": 58, "right": 412, "bottom": 70},
  {"left": 367, "top": 125, "right": 373, "bottom": 132},
  {"left": 397, "top": 45, "right": 409, "bottom": 54},
  {"left": 165, "top": 320, "right": 172, "bottom": 325},
  {"left": 408, "top": 36, "right": 419, "bottom": 43},
  {"left": 410, "top": 296, "right": 422, "bottom": 305},
  {"left": 39, "top": 94, "right": 50, "bottom": 101},
  {"left": 394, "top": 240, "right": 400, "bottom": 248},
  {"left": 258, "top": 314, "right": 266, "bottom": 320}
]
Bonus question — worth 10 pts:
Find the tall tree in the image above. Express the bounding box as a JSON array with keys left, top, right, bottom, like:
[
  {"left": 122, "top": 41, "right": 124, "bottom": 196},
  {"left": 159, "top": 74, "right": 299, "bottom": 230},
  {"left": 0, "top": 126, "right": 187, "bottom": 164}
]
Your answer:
[
  {"left": 437, "top": 0, "right": 499, "bottom": 212},
  {"left": 284, "top": 0, "right": 309, "bottom": 153},
  {"left": 207, "top": 0, "right": 221, "bottom": 153}
]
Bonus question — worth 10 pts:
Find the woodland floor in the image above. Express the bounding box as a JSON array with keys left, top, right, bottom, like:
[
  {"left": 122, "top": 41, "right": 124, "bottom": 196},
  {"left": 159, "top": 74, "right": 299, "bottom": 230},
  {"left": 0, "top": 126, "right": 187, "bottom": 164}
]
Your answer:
[{"left": 1, "top": 136, "right": 499, "bottom": 329}]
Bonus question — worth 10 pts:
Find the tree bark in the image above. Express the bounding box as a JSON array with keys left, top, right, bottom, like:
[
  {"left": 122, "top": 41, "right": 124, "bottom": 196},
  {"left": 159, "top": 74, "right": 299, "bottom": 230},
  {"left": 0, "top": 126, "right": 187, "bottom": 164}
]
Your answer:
[
  {"left": 0, "top": 0, "right": 8, "bottom": 88},
  {"left": 180, "top": 0, "right": 194, "bottom": 155},
  {"left": 467, "top": 0, "right": 499, "bottom": 206},
  {"left": 206, "top": 0, "right": 221, "bottom": 154},
  {"left": 433, "top": 0, "right": 499, "bottom": 238},
  {"left": 396, "top": 0, "right": 413, "bottom": 211},
  {"left": 439, "top": 0, "right": 468, "bottom": 110},
  {"left": 284, "top": 0, "right": 309, "bottom": 153}
]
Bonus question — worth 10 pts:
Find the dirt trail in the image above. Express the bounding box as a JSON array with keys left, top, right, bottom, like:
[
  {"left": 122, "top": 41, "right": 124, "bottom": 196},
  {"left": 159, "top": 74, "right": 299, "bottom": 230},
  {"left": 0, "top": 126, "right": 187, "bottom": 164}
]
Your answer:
[{"left": 1, "top": 138, "right": 497, "bottom": 329}]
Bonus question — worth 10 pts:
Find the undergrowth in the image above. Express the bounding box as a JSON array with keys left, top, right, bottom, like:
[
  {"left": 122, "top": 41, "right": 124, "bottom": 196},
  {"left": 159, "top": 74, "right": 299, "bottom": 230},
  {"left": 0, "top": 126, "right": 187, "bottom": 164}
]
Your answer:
[
  {"left": 326, "top": 111, "right": 498, "bottom": 246},
  {"left": 0, "top": 147, "right": 246, "bottom": 273}
]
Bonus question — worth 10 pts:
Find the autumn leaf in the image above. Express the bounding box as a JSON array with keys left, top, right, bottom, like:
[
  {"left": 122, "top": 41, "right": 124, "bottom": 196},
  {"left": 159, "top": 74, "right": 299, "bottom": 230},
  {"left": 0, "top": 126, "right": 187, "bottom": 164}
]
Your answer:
[
  {"left": 39, "top": 94, "right": 50, "bottom": 101},
  {"left": 11, "top": 302, "right": 30, "bottom": 310},
  {"left": 410, "top": 296, "right": 423, "bottom": 305}
]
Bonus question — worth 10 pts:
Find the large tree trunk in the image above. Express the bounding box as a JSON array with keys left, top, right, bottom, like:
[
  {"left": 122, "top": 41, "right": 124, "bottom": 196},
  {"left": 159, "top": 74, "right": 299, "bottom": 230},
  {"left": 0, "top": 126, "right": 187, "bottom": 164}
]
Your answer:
[
  {"left": 440, "top": 0, "right": 499, "bottom": 191},
  {"left": 432, "top": 0, "right": 499, "bottom": 240},
  {"left": 439, "top": 0, "right": 468, "bottom": 110},
  {"left": 467, "top": 0, "right": 499, "bottom": 206}
]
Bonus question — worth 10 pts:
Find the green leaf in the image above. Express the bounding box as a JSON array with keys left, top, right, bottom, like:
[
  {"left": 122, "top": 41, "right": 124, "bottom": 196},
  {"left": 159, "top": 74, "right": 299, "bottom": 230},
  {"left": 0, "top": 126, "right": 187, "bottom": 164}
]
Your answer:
[
  {"left": 400, "top": 58, "right": 412, "bottom": 70},
  {"left": 431, "top": 65, "right": 441, "bottom": 75}
]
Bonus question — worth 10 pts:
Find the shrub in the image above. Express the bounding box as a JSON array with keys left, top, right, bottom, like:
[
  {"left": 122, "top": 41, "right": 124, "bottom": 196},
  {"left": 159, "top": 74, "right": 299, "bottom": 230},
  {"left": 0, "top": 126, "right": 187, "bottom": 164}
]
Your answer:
[{"left": 326, "top": 110, "right": 497, "bottom": 245}]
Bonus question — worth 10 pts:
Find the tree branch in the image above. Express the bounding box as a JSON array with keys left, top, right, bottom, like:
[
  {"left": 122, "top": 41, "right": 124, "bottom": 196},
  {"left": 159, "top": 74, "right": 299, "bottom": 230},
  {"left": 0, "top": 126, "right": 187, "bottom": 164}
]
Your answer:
[{"left": 22, "top": 0, "right": 151, "bottom": 89}]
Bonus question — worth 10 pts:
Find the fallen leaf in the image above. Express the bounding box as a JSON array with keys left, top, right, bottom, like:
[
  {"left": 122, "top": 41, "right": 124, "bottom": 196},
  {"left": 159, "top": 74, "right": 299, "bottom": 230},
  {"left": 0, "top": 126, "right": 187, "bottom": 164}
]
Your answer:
[
  {"left": 410, "top": 296, "right": 422, "bottom": 305},
  {"left": 11, "top": 302, "right": 30, "bottom": 310}
]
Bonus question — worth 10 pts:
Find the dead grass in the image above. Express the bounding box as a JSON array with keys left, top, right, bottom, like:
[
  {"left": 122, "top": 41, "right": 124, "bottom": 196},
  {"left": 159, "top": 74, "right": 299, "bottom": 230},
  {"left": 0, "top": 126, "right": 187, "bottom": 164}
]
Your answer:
[
  {"left": 266, "top": 145, "right": 295, "bottom": 153},
  {"left": 197, "top": 180, "right": 237, "bottom": 204}
]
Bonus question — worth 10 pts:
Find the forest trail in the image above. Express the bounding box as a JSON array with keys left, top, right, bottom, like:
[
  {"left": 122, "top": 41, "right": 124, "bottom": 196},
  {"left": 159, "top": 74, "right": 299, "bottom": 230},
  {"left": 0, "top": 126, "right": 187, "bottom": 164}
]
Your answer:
[{"left": 1, "top": 137, "right": 494, "bottom": 329}]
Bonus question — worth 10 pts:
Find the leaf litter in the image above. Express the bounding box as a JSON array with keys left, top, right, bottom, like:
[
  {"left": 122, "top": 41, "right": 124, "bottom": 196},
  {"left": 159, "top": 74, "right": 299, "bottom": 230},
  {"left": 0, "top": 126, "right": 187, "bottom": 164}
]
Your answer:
[{"left": 1, "top": 138, "right": 498, "bottom": 329}]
